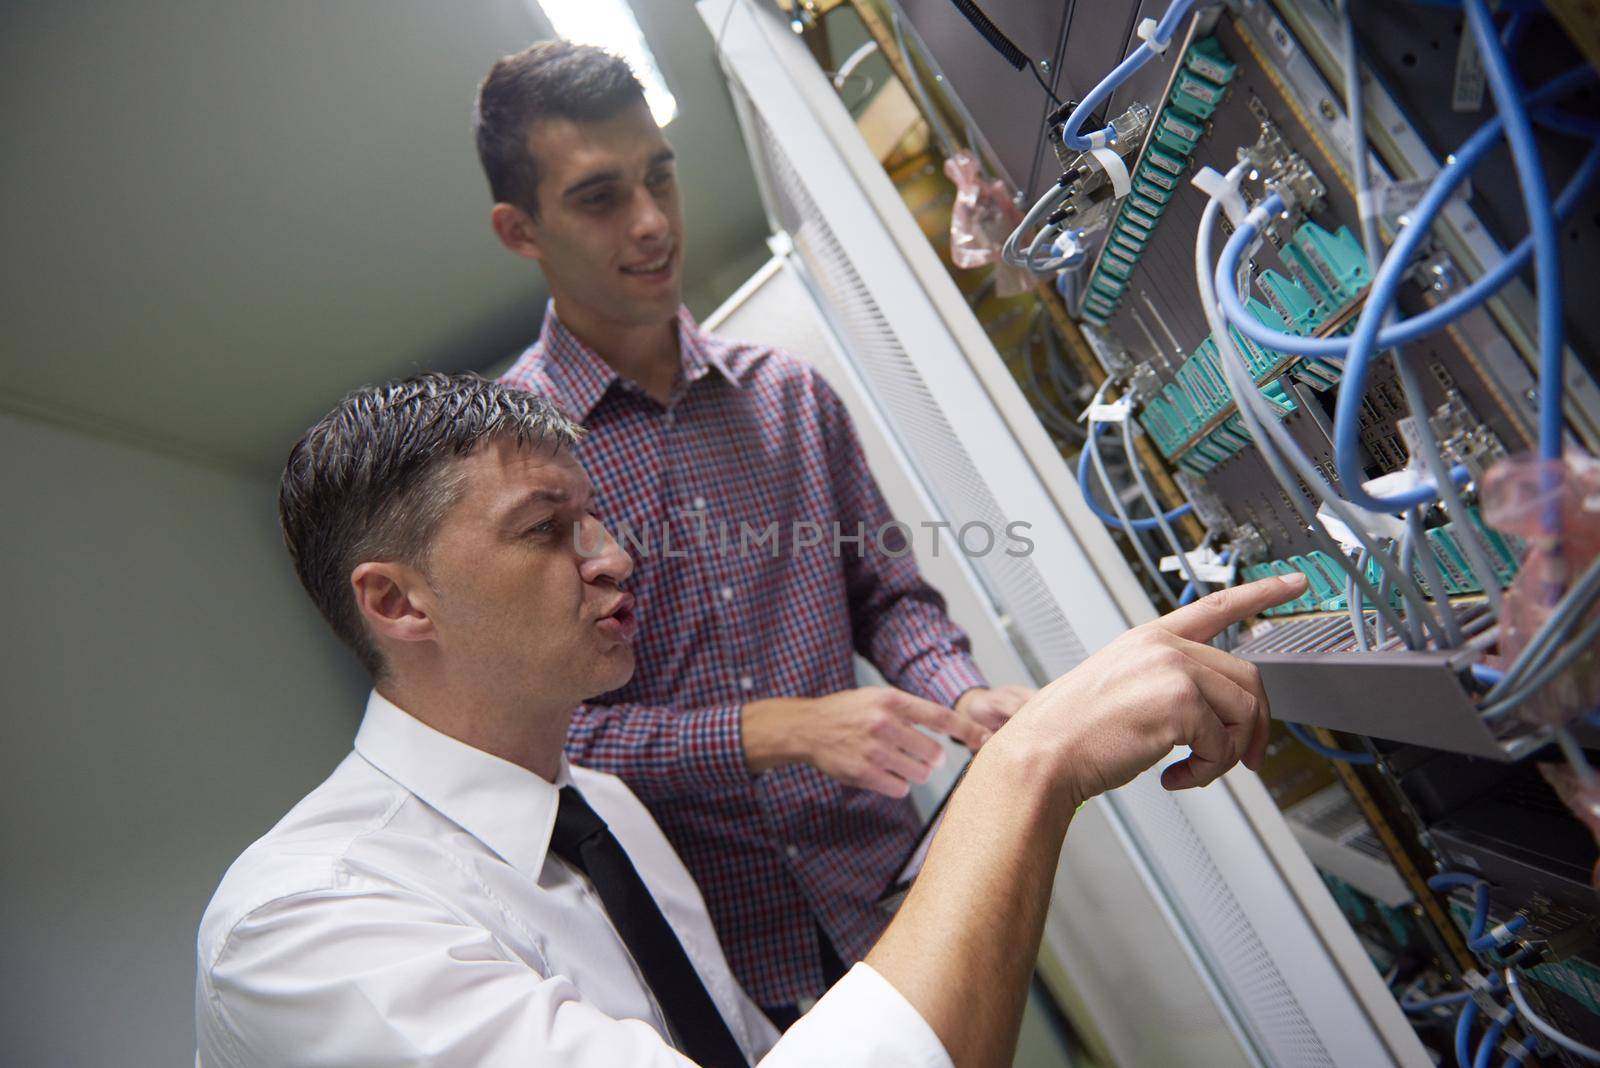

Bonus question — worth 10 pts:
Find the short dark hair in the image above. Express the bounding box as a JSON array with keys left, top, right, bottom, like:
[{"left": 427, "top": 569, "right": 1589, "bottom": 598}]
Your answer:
[
  {"left": 279, "top": 371, "right": 584, "bottom": 676},
  {"left": 473, "top": 40, "right": 647, "bottom": 217}
]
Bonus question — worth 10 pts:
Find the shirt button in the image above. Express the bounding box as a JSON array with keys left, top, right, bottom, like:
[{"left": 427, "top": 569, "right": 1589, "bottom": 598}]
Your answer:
[
  {"left": 739, "top": 676, "right": 754, "bottom": 692},
  {"left": 692, "top": 496, "right": 706, "bottom": 510},
  {"left": 785, "top": 845, "right": 800, "bottom": 860},
  {"left": 662, "top": 411, "right": 675, "bottom": 428},
  {"left": 720, "top": 586, "right": 734, "bottom": 602}
]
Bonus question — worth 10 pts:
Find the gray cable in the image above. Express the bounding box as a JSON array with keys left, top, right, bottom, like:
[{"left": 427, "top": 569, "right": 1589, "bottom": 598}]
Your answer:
[
  {"left": 891, "top": 13, "right": 961, "bottom": 161},
  {"left": 1039, "top": 315, "right": 1090, "bottom": 440},
  {"left": 1349, "top": 549, "right": 1372, "bottom": 651},
  {"left": 1506, "top": 969, "right": 1600, "bottom": 1062},
  {"left": 1340, "top": 0, "right": 1502, "bottom": 629},
  {"left": 1004, "top": 186, "right": 1069, "bottom": 270},
  {"left": 1019, "top": 310, "right": 1088, "bottom": 442},
  {"left": 1487, "top": 552, "right": 1600, "bottom": 699},
  {"left": 1481, "top": 606, "right": 1600, "bottom": 718},
  {"left": 1222, "top": 210, "right": 1448, "bottom": 645},
  {"left": 1085, "top": 385, "right": 1180, "bottom": 607},
  {"left": 1195, "top": 166, "right": 1424, "bottom": 641},
  {"left": 1408, "top": 507, "right": 1463, "bottom": 647},
  {"left": 1120, "top": 413, "right": 1207, "bottom": 596}
]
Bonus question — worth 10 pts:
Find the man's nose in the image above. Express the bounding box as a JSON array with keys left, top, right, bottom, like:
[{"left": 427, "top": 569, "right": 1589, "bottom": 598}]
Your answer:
[
  {"left": 629, "top": 186, "right": 669, "bottom": 243},
  {"left": 577, "top": 515, "right": 634, "bottom": 585}
]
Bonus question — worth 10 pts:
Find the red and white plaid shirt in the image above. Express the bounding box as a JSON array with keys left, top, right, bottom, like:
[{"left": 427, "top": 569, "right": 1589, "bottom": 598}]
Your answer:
[{"left": 500, "top": 305, "right": 986, "bottom": 1007}]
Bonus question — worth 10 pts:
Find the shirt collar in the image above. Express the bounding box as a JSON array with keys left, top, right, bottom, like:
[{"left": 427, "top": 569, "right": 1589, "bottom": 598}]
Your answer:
[
  {"left": 352, "top": 690, "right": 569, "bottom": 878},
  {"left": 536, "top": 302, "right": 742, "bottom": 421}
]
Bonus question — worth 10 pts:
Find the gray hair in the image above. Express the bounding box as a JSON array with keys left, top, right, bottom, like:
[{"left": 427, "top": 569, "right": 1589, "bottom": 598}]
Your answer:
[{"left": 279, "top": 371, "right": 584, "bottom": 676}]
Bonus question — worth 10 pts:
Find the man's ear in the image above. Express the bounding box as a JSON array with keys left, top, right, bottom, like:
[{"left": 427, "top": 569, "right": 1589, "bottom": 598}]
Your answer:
[
  {"left": 351, "top": 561, "right": 437, "bottom": 649},
  {"left": 490, "top": 202, "right": 544, "bottom": 262}
]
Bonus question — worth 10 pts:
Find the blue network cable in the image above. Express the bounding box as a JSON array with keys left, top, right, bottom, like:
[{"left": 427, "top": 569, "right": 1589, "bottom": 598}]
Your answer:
[
  {"left": 1457, "top": 996, "right": 1480, "bottom": 1068},
  {"left": 1469, "top": 915, "right": 1529, "bottom": 954},
  {"left": 1212, "top": 67, "right": 1596, "bottom": 363},
  {"left": 1215, "top": 127, "right": 1594, "bottom": 511},
  {"left": 1469, "top": 664, "right": 1506, "bottom": 689},
  {"left": 1205, "top": 58, "right": 1596, "bottom": 508},
  {"left": 1285, "top": 720, "right": 1377, "bottom": 764},
  {"left": 1076, "top": 426, "right": 1194, "bottom": 531},
  {"left": 1462, "top": 0, "right": 1563, "bottom": 463},
  {"left": 1474, "top": 1005, "right": 1516, "bottom": 1068},
  {"left": 1429, "top": 872, "right": 1490, "bottom": 940},
  {"left": 1057, "top": 0, "right": 1199, "bottom": 152}
]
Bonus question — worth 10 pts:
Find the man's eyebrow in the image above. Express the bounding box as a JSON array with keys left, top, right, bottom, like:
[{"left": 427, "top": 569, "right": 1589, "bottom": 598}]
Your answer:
[
  {"left": 498, "top": 488, "right": 569, "bottom": 522},
  {"left": 498, "top": 486, "right": 598, "bottom": 522},
  {"left": 561, "top": 169, "right": 622, "bottom": 199},
  {"left": 561, "top": 151, "right": 676, "bottom": 198}
]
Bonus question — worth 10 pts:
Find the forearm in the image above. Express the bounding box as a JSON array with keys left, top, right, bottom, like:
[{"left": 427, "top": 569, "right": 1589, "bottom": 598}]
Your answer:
[
  {"left": 739, "top": 698, "right": 810, "bottom": 774},
  {"left": 864, "top": 738, "right": 1072, "bottom": 1066},
  {"left": 565, "top": 701, "right": 750, "bottom": 801}
]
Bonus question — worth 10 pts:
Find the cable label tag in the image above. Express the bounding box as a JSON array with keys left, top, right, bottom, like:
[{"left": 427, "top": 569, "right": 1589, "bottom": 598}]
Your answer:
[
  {"left": 1316, "top": 501, "right": 1407, "bottom": 549},
  {"left": 1376, "top": 176, "right": 1470, "bottom": 233},
  {"left": 1453, "top": 30, "right": 1487, "bottom": 113},
  {"left": 1085, "top": 400, "right": 1132, "bottom": 423},
  {"left": 1159, "top": 547, "right": 1235, "bottom": 583},
  {"left": 1087, "top": 146, "right": 1132, "bottom": 198}
]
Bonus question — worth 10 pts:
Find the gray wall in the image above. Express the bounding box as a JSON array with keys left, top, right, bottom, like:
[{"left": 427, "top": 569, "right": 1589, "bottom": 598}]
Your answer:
[
  {"left": 0, "top": 4, "right": 773, "bottom": 1062},
  {"left": 0, "top": 413, "right": 367, "bottom": 1066}
]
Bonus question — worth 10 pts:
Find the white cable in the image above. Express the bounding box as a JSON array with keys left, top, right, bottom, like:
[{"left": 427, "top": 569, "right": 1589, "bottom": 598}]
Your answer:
[
  {"left": 1506, "top": 969, "right": 1600, "bottom": 1062},
  {"left": 1084, "top": 385, "right": 1180, "bottom": 607},
  {"left": 1194, "top": 163, "right": 1425, "bottom": 641},
  {"left": 1338, "top": 0, "right": 1500, "bottom": 630},
  {"left": 1119, "top": 414, "right": 1205, "bottom": 596},
  {"left": 1003, "top": 183, "right": 1069, "bottom": 269}
]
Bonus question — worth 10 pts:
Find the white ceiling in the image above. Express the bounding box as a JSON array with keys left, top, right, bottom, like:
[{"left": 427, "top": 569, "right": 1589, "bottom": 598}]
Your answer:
[{"left": 1, "top": 1, "right": 772, "bottom": 474}]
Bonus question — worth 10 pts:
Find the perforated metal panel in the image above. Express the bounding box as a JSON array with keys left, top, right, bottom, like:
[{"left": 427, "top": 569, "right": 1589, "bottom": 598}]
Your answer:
[
  {"left": 1116, "top": 773, "right": 1331, "bottom": 1065},
  {"left": 702, "top": 2, "right": 1425, "bottom": 1063},
  {"left": 748, "top": 108, "right": 1088, "bottom": 679}
]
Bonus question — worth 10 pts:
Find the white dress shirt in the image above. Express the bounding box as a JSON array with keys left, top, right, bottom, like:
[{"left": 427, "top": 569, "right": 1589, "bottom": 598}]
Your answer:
[{"left": 195, "top": 691, "right": 951, "bottom": 1067}]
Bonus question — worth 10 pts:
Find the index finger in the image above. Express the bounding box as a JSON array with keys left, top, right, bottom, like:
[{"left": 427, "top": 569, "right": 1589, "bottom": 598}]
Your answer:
[
  {"left": 893, "top": 691, "right": 989, "bottom": 749},
  {"left": 1151, "top": 573, "right": 1308, "bottom": 644}
]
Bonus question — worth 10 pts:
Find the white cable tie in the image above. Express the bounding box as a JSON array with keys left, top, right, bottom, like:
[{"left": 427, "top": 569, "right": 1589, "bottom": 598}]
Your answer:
[
  {"left": 1498, "top": 1036, "right": 1535, "bottom": 1059},
  {"left": 1464, "top": 969, "right": 1503, "bottom": 1013},
  {"left": 1159, "top": 548, "right": 1235, "bottom": 583},
  {"left": 1085, "top": 128, "right": 1110, "bottom": 149},
  {"left": 1317, "top": 500, "right": 1406, "bottom": 547},
  {"left": 1088, "top": 146, "right": 1132, "bottom": 198},
  {"left": 1482, "top": 920, "right": 1520, "bottom": 949},
  {"left": 1136, "top": 17, "right": 1169, "bottom": 54},
  {"left": 1190, "top": 166, "right": 1249, "bottom": 227},
  {"left": 1356, "top": 188, "right": 1378, "bottom": 222},
  {"left": 1085, "top": 399, "right": 1132, "bottom": 423}
]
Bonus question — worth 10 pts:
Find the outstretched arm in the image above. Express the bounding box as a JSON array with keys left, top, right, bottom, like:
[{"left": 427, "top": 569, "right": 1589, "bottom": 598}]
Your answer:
[{"left": 863, "top": 574, "right": 1306, "bottom": 1065}]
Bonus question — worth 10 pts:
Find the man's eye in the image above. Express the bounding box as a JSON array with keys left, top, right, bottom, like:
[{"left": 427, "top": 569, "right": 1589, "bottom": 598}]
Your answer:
[
  {"left": 581, "top": 192, "right": 614, "bottom": 209},
  {"left": 524, "top": 519, "right": 556, "bottom": 537}
]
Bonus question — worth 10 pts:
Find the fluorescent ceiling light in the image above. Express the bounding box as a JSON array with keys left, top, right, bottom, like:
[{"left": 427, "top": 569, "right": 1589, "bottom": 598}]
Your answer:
[{"left": 536, "top": 0, "right": 678, "bottom": 127}]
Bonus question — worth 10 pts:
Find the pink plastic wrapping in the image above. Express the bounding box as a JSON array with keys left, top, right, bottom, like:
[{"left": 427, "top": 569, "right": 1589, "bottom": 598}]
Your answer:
[
  {"left": 942, "top": 151, "right": 1032, "bottom": 297},
  {"left": 1480, "top": 451, "right": 1600, "bottom": 726}
]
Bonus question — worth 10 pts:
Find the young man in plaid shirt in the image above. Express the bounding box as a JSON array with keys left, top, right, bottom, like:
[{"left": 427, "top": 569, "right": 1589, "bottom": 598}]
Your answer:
[{"left": 475, "top": 41, "right": 1032, "bottom": 1025}]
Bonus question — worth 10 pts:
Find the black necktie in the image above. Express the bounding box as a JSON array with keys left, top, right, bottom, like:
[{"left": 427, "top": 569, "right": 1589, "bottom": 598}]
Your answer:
[{"left": 549, "top": 786, "right": 749, "bottom": 1068}]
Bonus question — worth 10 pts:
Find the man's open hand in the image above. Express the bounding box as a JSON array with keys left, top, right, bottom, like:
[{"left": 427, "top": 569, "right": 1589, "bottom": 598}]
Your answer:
[
  {"left": 954, "top": 685, "right": 1035, "bottom": 734},
  {"left": 742, "top": 686, "right": 990, "bottom": 798}
]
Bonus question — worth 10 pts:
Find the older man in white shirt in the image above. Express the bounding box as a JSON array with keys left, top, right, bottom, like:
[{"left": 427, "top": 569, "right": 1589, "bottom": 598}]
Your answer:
[{"left": 196, "top": 372, "right": 1302, "bottom": 1066}]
